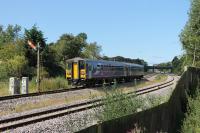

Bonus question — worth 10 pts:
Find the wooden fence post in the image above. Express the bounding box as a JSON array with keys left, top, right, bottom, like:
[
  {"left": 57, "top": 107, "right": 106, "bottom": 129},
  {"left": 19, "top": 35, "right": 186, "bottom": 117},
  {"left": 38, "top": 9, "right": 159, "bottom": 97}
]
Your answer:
[{"left": 97, "top": 121, "right": 102, "bottom": 133}]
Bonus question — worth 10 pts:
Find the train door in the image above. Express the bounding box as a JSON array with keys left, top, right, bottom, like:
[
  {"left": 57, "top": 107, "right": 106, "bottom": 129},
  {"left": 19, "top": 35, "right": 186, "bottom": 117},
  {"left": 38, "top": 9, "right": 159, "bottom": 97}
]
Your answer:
[
  {"left": 79, "top": 60, "right": 86, "bottom": 79},
  {"left": 87, "top": 63, "right": 92, "bottom": 79},
  {"left": 125, "top": 66, "right": 128, "bottom": 76},
  {"left": 73, "top": 62, "right": 79, "bottom": 79}
]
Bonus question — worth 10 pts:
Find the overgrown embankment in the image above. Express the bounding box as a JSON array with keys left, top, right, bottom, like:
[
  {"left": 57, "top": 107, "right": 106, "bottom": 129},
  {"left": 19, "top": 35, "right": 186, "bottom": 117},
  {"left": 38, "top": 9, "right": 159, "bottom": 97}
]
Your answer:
[{"left": 78, "top": 67, "right": 200, "bottom": 133}]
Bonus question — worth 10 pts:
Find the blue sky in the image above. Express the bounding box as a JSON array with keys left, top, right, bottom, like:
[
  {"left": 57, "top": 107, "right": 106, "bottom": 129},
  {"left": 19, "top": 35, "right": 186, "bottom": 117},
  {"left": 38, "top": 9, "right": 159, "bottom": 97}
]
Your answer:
[{"left": 0, "top": 0, "right": 190, "bottom": 65}]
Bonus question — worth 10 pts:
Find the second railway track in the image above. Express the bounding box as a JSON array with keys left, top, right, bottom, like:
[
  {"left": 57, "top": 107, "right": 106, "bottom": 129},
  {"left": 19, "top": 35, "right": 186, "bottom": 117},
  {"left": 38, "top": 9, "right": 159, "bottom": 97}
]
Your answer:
[
  {"left": 0, "top": 76, "right": 174, "bottom": 132},
  {"left": 0, "top": 73, "right": 156, "bottom": 101}
]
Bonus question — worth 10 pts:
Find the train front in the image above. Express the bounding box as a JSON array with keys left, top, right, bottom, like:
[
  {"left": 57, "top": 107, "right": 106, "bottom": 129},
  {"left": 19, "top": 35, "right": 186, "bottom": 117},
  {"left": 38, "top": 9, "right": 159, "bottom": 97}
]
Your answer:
[{"left": 66, "top": 58, "right": 86, "bottom": 85}]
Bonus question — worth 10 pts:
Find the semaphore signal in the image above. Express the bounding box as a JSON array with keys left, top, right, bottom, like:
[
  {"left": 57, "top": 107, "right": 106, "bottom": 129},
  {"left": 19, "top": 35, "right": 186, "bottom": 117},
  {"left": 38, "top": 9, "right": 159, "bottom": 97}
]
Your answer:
[{"left": 27, "top": 40, "right": 37, "bottom": 50}]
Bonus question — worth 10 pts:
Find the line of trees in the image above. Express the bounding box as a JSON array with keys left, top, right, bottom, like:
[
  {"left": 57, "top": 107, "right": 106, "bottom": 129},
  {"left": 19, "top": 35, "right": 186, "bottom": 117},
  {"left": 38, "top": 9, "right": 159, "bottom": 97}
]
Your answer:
[
  {"left": 102, "top": 56, "right": 147, "bottom": 66},
  {"left": 157, "top": 0, "right": 200, "bottom": 75},
  {"left": 180, "top": 0, "right": 200, "bottom": 67},
  {"left": 0, "top": 24, "right": 147, "bottom": 80},
  {"left": 0, "top": 25, "right": 102, "bottom": 80}
]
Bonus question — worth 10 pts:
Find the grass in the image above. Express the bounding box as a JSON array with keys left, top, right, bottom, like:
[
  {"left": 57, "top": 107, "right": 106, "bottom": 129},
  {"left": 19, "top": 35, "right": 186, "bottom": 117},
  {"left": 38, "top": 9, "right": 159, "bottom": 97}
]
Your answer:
[
  {"left": 0, "top": 77, "right": 69, "bottom": 96},
  {"left": 181, "top": 86, "right": 200, "bottom": 133},
  {"left": 30, "top": 77, "right": 69, "bottom": 93},
  {"left": 0, "top": 81, "right": 9, "bottom": 96}
]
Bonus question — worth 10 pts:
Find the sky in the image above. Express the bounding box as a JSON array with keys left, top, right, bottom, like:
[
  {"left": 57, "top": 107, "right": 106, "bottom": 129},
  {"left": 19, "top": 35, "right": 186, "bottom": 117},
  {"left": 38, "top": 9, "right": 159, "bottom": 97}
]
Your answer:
[{"left": 0, "top": 0, "right": 190, "bottom": 65}]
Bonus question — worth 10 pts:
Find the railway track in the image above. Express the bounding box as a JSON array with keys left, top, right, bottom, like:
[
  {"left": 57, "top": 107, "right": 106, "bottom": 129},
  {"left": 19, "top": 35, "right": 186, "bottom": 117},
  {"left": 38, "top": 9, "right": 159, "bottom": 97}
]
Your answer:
[
  {"left": 0, "top": 73, "right": 155, "bottom": 101},
  {"left": 0, "top": 87, "right": 85, "bottom": 101},
  {"left": 0, "top": 76, "right": 174, "bottom": 132}
]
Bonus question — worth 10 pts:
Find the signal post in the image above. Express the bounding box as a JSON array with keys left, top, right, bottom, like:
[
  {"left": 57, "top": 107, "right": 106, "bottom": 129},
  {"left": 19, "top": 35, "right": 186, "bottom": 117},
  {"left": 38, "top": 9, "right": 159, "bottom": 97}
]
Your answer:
[
  {"left": 37, "top": 43, "right": 40, "bottom": 92},
  {"left": 28, "top": 40, "right": 40, "bottom": 92}
]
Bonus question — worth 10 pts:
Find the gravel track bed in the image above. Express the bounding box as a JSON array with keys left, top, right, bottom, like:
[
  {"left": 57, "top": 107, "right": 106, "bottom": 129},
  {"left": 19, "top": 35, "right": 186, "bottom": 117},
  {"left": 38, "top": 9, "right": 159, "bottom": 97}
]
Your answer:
[
  {"left": 4, "top": 108, "right": 100, "bottom": 133},
  {"left": 0, "top": 88, "right": 97, "bottom": 119},
  {"left": 0, "top": 95, "right": 96, "bottom": 121}
]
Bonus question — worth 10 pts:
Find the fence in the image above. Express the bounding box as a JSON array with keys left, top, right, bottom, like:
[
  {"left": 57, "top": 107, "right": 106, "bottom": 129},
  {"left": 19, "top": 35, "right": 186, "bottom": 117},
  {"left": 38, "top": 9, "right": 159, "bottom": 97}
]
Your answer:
[{"left": 77, "top": 67, "right": 200, "bottom": 133}]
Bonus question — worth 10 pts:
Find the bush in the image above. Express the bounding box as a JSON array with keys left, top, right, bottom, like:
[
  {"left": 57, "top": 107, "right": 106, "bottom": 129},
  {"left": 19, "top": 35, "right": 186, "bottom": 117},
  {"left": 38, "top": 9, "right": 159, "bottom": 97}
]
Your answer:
[
  {"left": 0, "top": 63, "right": 8, "bottom": 80},
  {"left": 29, "top": 77, "right": 68, "bottom": 92},
  {"left": 95, "top": 89, "right": 143, "bottom": 121},
  {"left": 181, "top": 86, "right": 200, "bottom": 133},
  {"left": 41, "top": 77, "right": 68, "bottom": 91}
]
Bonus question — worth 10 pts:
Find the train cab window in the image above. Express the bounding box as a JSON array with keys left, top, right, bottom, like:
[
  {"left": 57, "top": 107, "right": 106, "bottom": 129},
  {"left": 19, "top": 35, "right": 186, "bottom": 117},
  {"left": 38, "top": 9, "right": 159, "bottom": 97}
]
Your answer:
[
  {"left": 79, "top": 61, "right": 85, "bottom": 69},
  {"left": 67, "top": 63, "right": 72, "bottom": 70}
]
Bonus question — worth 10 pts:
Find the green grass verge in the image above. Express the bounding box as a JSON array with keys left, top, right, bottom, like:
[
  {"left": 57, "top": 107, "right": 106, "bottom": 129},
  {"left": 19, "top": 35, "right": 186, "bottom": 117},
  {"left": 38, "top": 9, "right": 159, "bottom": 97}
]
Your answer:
[
  {"left": 30, "top": 77, "right": 69, "bottom": 93},
  {"left": 0, "top": 82, "right": 9, "bottom": 96},
  {"left": 0, "top": 77, "right": 69, "bottom": 96}
]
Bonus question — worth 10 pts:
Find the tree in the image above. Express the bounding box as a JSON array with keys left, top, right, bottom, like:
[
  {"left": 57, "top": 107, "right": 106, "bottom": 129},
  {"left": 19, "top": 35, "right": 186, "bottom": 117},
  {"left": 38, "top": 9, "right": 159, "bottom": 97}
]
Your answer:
[
  {"left": 6, "top": 55, "right": 28, "bottom": 77},
  {"left": 0, "top": 55, "right": 28, "bottom": 79},
  {"left": 0, "top": 24, "right": 21, "bottom": 45},
  {"left": 0, "top": 62, "right": 8, "bottom": 80},
  {"left": 24, "top": 25, "right": 46, "bottom": 49},
  {"left": 0, "top": 40, "right": 28, "bottom": 79},
  {"left": 41, "top": 45, "right": 64, "bottom": 77},
  {"left": 83, "top": 42, "right": 102, "bottom": 59},
  {"left": 180, "top": 0, "right": 200, "bottom": 67},
  {"left": 53, "top": 33, "right": 87, "bottom": 67},
  {"left": 102, "top": 56, "right": 148, "bottom": 66},
  {"left": 24, "top": 25, "right": 46, "bottom": 67}
]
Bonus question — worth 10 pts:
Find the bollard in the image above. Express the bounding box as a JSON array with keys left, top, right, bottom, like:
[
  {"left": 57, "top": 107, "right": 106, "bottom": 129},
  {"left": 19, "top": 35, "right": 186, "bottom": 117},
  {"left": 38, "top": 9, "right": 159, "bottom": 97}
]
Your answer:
[
  {"left": 134, "top": 78, "right": 137, "bottom": 86},
  {"left": 9, "top": 77, "right": 20, "bottom": 95},
  {"left": 22, "top": 77, "right": 29, "bottom": 94},
  {"left": 113, "top": 78, "right": 117, "bottom": 89}
]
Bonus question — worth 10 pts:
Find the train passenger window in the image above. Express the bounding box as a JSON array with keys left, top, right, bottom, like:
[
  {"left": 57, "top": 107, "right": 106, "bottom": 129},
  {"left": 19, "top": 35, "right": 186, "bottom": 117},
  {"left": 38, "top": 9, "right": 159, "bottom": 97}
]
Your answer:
[
  {"left": 97, "top": 65, "right": 101, "bottom": 70},
  {"left": 88, "top": 64, "right": 92, "bottom": 71},
  {"left": 101, "top": 65, "right": 103, "bottom": 70}
]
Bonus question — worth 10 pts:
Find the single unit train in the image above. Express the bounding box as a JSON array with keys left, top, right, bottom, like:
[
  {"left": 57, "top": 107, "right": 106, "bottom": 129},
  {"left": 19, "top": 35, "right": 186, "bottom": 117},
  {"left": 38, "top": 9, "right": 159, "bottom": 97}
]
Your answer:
[{"left": 66, "top": 57, "right": 144, "bottom": 86}]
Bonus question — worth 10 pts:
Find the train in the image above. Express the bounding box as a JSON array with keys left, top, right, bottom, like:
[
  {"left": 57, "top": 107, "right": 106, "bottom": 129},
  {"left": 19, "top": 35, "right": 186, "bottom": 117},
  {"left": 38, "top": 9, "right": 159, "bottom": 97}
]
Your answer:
[{"left": 66, "top": 57, "right": 144, "bottom": 86}]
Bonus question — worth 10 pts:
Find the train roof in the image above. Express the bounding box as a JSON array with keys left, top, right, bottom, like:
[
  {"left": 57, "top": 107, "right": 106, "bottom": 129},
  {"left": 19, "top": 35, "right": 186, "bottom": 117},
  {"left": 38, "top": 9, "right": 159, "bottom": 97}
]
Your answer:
[
  {"left": 67, "top": 57, "right": 144, "bottom": 68},
  {"left": 66, "top": 57, "right": 84, "bottom": 62}
]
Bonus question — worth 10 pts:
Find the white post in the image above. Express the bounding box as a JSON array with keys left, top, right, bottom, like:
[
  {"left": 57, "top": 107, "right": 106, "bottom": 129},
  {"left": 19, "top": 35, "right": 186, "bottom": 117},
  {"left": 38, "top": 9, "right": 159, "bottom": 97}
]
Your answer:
[
  {"left": 22, "top": 77, "right": 29, "bottom": 94},
  {"left": 134, "top": 79, "right": 137, "bottom": 86},
  {"left": 9, "top": 77, "right": 20, "bottom": 95}
]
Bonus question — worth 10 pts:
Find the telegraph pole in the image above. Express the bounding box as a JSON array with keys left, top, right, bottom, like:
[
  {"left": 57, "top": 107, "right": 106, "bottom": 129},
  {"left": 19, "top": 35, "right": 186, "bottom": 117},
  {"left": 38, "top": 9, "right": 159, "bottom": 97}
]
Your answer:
[{"left": 37, "top": 42, "right": 40, "bottom": 92}]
